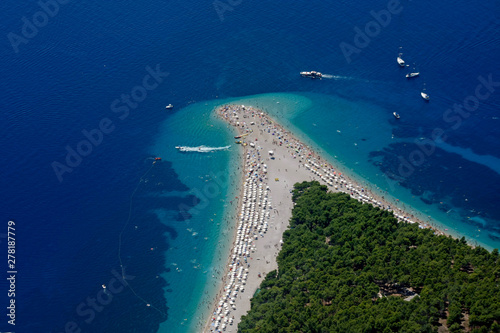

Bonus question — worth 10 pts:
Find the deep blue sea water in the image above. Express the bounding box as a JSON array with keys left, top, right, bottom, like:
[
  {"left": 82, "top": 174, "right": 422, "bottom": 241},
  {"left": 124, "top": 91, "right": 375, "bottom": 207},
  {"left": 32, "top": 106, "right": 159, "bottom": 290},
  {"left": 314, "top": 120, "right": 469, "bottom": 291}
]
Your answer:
[{"left": 1, "top": 0, "right": 499, "bottom": 332}]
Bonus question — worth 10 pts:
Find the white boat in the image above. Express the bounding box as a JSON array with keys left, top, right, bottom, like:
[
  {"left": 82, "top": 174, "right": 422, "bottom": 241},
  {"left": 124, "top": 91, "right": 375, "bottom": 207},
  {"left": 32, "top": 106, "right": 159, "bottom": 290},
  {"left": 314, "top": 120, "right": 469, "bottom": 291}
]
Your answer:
[
  {"left": 393, "top": 112, "right": 400, "bottom": 119},
  {"left": 300, "top": 71, "right": 322, "bottom": 79},
  {"left": 176, "top": 146, "right": 194, "bottom": 152},
  {"left": 165, "top": 104, "right": 174, "bottom": 109},
  {"left": 406, "top": 72, "right": 419, "bottom": 78},
  {"left": 397, "top": 53, "right": 405, "bottom": 67},
  {"left": 421, "top": 92, "right": 430, "bottom": 101}
]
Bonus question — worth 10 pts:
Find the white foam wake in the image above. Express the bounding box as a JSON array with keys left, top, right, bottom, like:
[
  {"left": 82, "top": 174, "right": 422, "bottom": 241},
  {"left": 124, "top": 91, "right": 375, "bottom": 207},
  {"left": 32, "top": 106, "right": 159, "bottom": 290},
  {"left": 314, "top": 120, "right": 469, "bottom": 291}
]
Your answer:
[
  {"left": 176, "top": 145, "right": 231, "bottom": 152},
  {"left": 321, "top": 74, "right": 371, "bottom": 83},
  {"left": 321, "top": 74, "right": 352, "bottom": 80}
]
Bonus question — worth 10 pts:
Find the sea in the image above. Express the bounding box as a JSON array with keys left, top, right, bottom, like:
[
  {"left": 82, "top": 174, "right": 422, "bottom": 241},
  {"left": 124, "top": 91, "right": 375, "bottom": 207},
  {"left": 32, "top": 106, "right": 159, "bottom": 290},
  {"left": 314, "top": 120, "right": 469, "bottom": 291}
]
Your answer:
[{"left": 1, "top": 0, "right": 499, "bottom": 332}]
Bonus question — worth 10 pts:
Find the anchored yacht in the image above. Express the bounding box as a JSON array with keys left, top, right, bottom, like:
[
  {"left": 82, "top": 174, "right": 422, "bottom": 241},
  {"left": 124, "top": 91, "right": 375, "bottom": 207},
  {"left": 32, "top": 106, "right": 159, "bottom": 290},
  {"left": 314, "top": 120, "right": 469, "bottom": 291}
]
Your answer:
[
  {"left": 300, "top": 71, "right": 322, "bottom": 79},
  {"left": 397, "top": 53, "right": 405, "bottom": 67}
]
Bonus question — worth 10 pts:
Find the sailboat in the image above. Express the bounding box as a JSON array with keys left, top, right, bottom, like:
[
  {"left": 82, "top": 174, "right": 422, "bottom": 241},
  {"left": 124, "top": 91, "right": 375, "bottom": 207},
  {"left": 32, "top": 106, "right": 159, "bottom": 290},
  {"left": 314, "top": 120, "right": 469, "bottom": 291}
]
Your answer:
[
  {"left": 397, "top": 53, "right": 405, "bottom": 67},
  {"left": 406, "top": 72, "right": 420, "bottom": 78},
  {"left": 397, "top": 47, "right": 405, "bottom": 67},
  {"left": 421, "top": 83, "right": 430, "bottom": 101},
  {"left": 405, "top": 62, "right": 420, "bottom": 78}
]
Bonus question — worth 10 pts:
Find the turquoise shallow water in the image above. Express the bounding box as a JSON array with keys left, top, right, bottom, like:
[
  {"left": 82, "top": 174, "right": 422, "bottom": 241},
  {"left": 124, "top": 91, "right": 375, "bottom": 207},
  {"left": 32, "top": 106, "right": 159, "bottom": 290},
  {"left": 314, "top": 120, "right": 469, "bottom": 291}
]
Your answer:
[
  {"left": 226, "top": 92, "right": 500, "bottom": 251},
  {"left": 285, "top": 93, "right": 499, "bottom": 251},
  {"left": 151, "top": 100, "right": 243, "bottom": 332},
  {"left": 152, "top": 91, "right": 499, "bottom": 331},
  {"left": 3, "top": 0, "right": 498, "bottom": 331}
]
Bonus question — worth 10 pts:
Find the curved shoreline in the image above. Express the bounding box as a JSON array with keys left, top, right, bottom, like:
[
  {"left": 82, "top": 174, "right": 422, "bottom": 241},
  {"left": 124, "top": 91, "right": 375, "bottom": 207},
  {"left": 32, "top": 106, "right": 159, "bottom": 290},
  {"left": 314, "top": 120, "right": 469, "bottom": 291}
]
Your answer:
[
  {"left": 203, "top": 104, "right": 448, "bottom": 332},
  {"left": 195, "top": 133, "right": 246, "bottom": 332}
]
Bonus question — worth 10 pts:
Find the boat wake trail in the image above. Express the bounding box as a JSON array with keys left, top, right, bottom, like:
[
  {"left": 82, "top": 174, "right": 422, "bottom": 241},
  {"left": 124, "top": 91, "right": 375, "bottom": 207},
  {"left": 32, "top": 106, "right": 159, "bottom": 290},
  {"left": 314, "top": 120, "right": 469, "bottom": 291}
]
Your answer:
[
  {"left": 176, "top": 145, "right": 231, "bottom": 152},
  {"left": 321, "top": 74, "right": 353, "bottom": 80},
  {"left": 321, "top": 74, "right": 371, "bottom": 83}
]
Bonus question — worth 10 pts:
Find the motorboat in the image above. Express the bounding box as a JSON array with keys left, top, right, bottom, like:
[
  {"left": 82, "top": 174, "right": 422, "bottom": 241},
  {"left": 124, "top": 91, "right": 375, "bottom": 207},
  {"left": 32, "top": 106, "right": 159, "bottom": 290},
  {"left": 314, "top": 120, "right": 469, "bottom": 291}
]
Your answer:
[
  {"left": 421, "top": 92, "right": 430, "bottom": 101},
  {"left": 393, "top": 112, "right": 400, "bottom": 119},
  {"left": 300, "top": 71, "right": 322, "bottom": 79},
  {"left": 165, "top": 104, "right": 174, "bottom": 109},
  {"left": 406, "top": 72, "right": 419, "bottom": 78},
  {"left": 175, "top": 146, "right": 191, "bottom": 152},
  {"left": 397, "top": 53, "right": 405, "bottom": 67}
]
